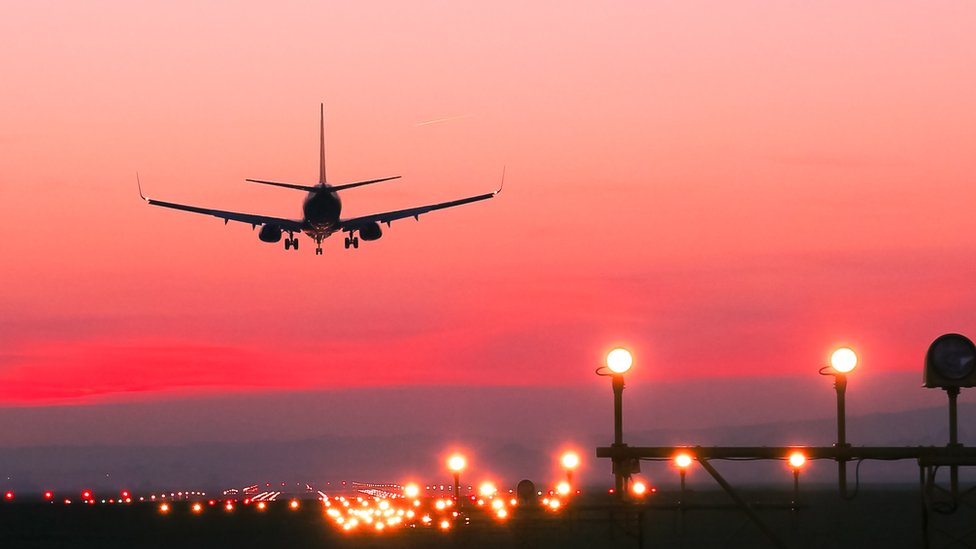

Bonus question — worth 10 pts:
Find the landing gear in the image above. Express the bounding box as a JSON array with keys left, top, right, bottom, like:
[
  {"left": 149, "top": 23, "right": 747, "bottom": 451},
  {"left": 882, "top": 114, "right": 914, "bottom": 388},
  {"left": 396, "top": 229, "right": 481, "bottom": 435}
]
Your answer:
[
  {"left": 316, "top": 248, "right": 323, "bottom": 255},
  {"left": 343, "top": 235, "right": 359, "bottom": 249},
  {"left": 284, "top": 237, "right": 299, "bottom": 251},
  {"left": 315, "top": 236, "right": 323, "bottom": 256}
]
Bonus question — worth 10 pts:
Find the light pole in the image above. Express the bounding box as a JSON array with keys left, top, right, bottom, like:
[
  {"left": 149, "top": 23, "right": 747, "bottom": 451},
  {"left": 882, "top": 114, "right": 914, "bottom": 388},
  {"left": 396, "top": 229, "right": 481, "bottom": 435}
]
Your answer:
[
  {"left": 448, "top": 454, "right": 466, "bottom": 505},
  {"left": 820, "top": 347, "right": 857, "bottom": 498},
  {"left": 788, "top": 451, "right": 806, "bottom": 530},
  {"left": 674, "top": 453, "right": 693, "bottom": 533},
  {"left": 597, "top": 347, "right": 634, "bottom": 497}
]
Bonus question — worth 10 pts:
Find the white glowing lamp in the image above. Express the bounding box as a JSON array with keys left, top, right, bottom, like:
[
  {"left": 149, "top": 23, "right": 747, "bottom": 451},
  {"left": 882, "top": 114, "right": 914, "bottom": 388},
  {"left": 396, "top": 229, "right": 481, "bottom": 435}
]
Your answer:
[
  {"left": 606, "top": 348, "right": 633, "bottom": 374},
  {"left": 831, "top": 348, "right": 857, "bottom": 374},
  {"left": 448, "top": 454, "right": 466, "bottom": 472}
]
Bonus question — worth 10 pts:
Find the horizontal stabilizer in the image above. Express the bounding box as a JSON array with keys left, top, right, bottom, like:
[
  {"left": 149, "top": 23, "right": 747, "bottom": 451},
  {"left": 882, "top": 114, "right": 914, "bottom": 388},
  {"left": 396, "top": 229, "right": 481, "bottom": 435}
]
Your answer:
[
  {"left": 245, "top": 179, "right": 320, "bottom": 192},
  {"left": 326, "top": 175, "right": 401, "bottom": 192}
]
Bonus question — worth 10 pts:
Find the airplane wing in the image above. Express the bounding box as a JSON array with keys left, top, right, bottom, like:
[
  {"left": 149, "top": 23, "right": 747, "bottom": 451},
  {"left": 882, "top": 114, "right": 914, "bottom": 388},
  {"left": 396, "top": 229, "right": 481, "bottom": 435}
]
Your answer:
[
  {"left": 139, "top": 184, "right": 305, "bottom": 232},
  {"left": 338, "top": 187, "right": 500, "bottom": 232}
]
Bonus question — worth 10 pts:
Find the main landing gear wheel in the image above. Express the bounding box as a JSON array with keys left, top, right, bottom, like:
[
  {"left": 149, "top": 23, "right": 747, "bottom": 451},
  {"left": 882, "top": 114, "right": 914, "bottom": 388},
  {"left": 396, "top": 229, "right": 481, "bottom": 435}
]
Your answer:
[
  {"left": 284, "top": 238, "right": 299, "bottom": 251},
  {"left": 344, "top": 236, "right": 360, "bottom": 249}
]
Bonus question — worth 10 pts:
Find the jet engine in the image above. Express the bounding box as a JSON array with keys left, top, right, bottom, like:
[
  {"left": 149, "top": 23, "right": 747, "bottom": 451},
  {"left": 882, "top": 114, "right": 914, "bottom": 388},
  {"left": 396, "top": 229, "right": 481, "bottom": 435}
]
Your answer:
[
  {"left": 258, "top": 223, "right": 283, "bottom": 243},
  {"left": 359, "top": 222, "right": 383, "bottom": 241}
]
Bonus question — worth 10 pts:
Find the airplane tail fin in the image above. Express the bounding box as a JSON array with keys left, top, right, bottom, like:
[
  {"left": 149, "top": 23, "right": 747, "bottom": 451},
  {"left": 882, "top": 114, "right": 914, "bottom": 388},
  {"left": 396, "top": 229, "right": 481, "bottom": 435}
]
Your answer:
[{"left": 319, "top": 103, "right": 327, "bottom": 185}]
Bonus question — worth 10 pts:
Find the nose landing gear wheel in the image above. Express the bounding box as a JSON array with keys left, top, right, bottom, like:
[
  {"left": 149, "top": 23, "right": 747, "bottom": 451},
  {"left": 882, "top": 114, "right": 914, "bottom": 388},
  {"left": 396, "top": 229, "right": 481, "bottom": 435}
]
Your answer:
[{"left": 315, "top": 248, "right": 323, "bottom": 255}]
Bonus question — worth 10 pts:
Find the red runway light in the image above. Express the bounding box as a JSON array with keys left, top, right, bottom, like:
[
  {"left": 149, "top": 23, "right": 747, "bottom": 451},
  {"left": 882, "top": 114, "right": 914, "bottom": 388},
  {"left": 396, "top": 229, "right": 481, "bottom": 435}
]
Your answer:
[
  {"left": 44, "top": 491, "right": 54, "bottom": 500},
  {"left": 4, "top": 491, "right": 14, "bottom": 501}
]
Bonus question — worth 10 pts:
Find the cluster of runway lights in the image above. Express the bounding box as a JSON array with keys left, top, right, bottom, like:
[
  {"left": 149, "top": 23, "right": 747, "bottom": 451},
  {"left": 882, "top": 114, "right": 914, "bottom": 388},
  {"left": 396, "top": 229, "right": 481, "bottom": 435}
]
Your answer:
[
  {"left": 1, "top": 489, "right": 208, "bottom": 505},
  {"left": 150, "top": 452, "right": 585, "bottom": 535}
]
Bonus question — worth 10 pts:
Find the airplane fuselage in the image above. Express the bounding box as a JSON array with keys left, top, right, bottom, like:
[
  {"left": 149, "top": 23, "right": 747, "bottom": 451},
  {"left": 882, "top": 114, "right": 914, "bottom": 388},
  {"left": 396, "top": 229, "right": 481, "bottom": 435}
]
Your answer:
[{"left": 302, "top": 186, "right": 342, "bottom": 237}]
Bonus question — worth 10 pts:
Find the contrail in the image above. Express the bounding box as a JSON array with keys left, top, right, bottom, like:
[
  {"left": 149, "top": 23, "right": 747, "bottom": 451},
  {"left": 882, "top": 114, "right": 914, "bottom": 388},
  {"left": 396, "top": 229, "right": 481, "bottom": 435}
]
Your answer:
[{"left": 413, "top": 113, "right": 474, "bottom": 127}]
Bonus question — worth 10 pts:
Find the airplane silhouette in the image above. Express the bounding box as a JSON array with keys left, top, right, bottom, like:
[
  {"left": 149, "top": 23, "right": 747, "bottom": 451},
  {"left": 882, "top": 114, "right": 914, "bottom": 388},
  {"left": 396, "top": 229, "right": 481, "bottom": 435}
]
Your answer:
[{"left": 139, "top": 105, "right": 501, "bottom": 255}]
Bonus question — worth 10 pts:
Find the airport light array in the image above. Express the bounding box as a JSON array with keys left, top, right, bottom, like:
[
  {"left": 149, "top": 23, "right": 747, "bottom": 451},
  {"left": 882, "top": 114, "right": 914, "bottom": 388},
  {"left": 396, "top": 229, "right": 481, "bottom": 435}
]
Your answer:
[{"left": 596, "top": 335, "right": 976, "bottom": 547}]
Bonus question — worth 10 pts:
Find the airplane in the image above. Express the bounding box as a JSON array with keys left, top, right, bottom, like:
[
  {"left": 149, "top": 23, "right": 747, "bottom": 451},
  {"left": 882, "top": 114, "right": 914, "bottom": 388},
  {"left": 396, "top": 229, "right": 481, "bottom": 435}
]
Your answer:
[{"left": 138, "top": 105, "right": 501, "bottom": 255}]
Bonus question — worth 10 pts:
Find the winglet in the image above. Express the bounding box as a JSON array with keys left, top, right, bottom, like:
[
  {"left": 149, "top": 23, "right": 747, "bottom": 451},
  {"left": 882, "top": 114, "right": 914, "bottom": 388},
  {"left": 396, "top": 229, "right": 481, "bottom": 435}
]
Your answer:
[
  {"left": 494, "top": 166, "right": 506, "bottom": 195},
  {"left": 136, "top": 172, "right": 149, "bottom": 202}
]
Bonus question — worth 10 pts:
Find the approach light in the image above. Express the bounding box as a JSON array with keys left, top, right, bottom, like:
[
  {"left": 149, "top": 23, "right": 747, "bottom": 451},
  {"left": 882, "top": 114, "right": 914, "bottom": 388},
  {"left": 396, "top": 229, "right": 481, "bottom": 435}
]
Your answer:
[
  {"left": 479, "top": 482, "right": 496, "bottom": 497},
  {"left": 788, "top": 452, "right": 806, "bottom": 469},
  {"left": 561, "top": 451, "right": 580, "bottom": 470},
  {"left": 674, "top": 453, "right": 693, "bottom": 469},
  {"left": 831, "top": 348, "right": 858, "bottom": 374},
  {"left": 606, "top": 348, "right": 633, "bottom": 374},
  {"left": 448, "top": 455, "right": 466, "bottom": 472},
  {"left": 556, "top": 482, "right": 571, "bottom": 495},
  {"left": 631, "top": 481, "right": 648, "bottom": 496},
  {"left": 925, "top": 333, "right": 976, "bottom": 389},
  {"left": 403, "top": 484, "right": 420, "bottom": 499}
]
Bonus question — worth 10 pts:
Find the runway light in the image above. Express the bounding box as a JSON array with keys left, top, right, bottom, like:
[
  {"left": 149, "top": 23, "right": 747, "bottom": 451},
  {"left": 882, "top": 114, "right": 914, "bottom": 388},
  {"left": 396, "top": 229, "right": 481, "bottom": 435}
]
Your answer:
[
  {"left": 631, "top": 481, "right": 648, "bottom": 497},
  {"left": 789, "top": 452, "right": 806, "bottom": 469},
  {"left": 257, "top": 501, "right": 267, "bottom": 511},
  {"left": 4, "top": 491, "right": 13, "bottom": 501},
  {"left": 159, "top": 503, "right": 170, "bottom": 513},
  {"left": 404, "top": 484, "right": 420, "bottom": 499},
  {"left": 831, "top": 348, "right": 857, "bottom": 374},
  {"left": 225, "top": 501, "right": 234, "bottom": 512},
  {"left": 448, "top": 455, "right": 466, "bottom": 472},
  {"left": 606, "top": 348, "right": 633, "bottom": 374},
  {"left": 192, "top": 503, "right": 203, "bottom": 513},
  {"left": 290, "top": 499, "right": 300, "bottom": 510},
  {"left": 439, "top": 519, "right": 451, "bottom": 530},
  {"left": 479, "top": 482, "right": 496, "bottom": 497},
  {"left": 675, "top": 453, "right": 693, "bottom": 469},
  {"left": 44, "top": 491, "right": 54, "bottom": 501}
]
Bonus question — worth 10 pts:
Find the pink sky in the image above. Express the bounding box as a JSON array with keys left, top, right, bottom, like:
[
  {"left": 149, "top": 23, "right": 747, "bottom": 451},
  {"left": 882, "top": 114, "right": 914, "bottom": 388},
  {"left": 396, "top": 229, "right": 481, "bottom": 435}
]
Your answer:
[{"left": 2, "top": 1, "right": 976, "bottom": 428}]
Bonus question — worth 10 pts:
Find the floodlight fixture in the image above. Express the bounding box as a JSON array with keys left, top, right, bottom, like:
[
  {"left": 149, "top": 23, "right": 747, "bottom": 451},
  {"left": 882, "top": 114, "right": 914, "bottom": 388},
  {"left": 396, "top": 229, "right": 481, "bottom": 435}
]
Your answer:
[{"left": 924, "top": 333, "right": 976, "bottom": 389}]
